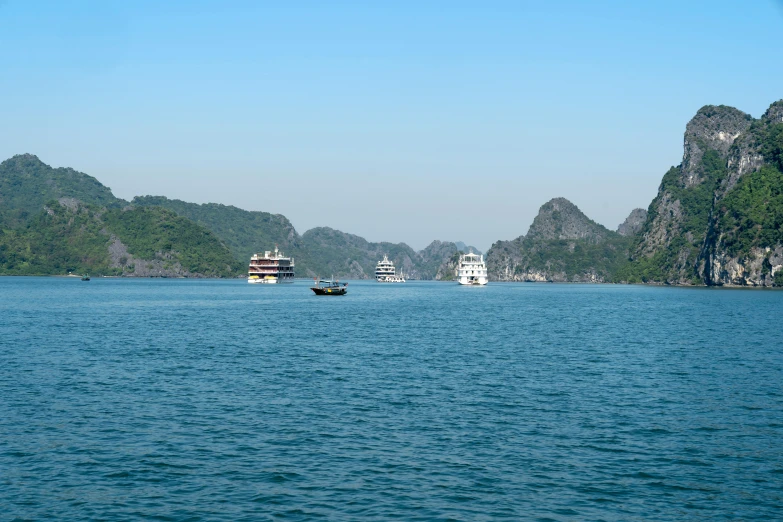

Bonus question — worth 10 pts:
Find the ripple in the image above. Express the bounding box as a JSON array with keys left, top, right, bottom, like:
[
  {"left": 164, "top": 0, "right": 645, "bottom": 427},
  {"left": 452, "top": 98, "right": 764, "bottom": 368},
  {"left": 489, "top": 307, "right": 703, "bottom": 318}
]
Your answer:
[{"left": 1, "top": 278, "right": 782, "bottom": 520}]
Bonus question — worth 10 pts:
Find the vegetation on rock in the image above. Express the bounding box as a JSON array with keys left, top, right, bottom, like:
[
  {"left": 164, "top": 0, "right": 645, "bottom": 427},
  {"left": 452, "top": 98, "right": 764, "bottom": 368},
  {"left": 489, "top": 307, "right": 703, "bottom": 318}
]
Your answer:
[
  {"left": 0, "top": 154, "right": 122, "bottom": 227},
  {"left": 4, "top": 102, "right": 782, "bottom": 285},
  {"left": 621, "top": 100, "right": 783, "bottom": 286},
  {"left": 487, "top": 198, "right": 632, "bottom": 282},
  {"left": 718, "top": 165, "right": 783, "bottom": 255},
  {"left": 102, "top": 207, "right": 243, "bottom": 276},
  {"left": 0, "top": 200, "right": 241, "bottom": 277},
  {"left": 0, "top": 201, "right": 117, "bottom": 275},
  {"left": 132, "top": 196, "right": 300, "bottom": 266}
]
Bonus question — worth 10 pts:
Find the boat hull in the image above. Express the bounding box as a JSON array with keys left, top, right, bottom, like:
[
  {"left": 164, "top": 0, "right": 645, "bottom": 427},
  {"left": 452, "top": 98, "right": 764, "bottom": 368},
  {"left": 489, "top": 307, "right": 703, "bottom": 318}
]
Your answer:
[
  {"left": 248, "top": 276, "right": 295, "bottom": 284},
  {"left": 311, "top": 287, "right": 347, "bottom": 295},
  {"left": 376, "top": 277, "right": 406, "bottom": 283},
  {"left": 458, "top": 277, "right": 487, "bottom": 285}
]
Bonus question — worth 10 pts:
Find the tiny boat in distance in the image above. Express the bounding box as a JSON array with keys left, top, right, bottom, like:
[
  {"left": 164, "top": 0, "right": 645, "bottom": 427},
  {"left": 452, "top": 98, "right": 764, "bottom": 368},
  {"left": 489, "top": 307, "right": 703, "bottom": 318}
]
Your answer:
[
  {"left": 81, "top": 275, "right": 90, "bottom": 281},
  {"left": 310, "top": 279, "right": 348, "bottom": 295}
]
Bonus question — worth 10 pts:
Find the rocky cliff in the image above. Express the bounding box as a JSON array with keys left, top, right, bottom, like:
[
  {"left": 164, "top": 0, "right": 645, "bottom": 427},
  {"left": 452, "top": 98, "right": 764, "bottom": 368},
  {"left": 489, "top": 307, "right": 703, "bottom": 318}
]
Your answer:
[
  {"left": 624, "top": 100, "right": 783, "bottom": 286},
  {"left": 617, "top": 209, "right": 647, "bottom": 237},
  {"left": 435, "top": 250, "right": 462, "bottom": 281},
  {"left": 454, "top": 242, "right": 481, "bottom": 255},
  {"left": 8, "top": 100, "right": 782, "bottom": 287},
  {"left": 417, "top": 240, "right": 462, "bottom": 280},
  {"left": 487, "top": 198, "right": 632, "bottom": 282},
  {"left": 297, "top": 231, "right": 462, "bottom": 280}
]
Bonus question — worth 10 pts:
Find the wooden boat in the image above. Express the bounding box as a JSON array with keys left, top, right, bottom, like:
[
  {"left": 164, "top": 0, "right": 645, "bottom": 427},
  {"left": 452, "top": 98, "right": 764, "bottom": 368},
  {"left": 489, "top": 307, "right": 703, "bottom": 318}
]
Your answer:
[{"left": 310, "top": 279, "right": 347, "bottom": 295}]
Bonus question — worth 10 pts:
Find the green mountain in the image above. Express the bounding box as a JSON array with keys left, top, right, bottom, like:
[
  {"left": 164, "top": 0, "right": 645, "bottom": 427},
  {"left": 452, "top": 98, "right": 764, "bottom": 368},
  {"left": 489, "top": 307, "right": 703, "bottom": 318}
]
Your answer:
[
  {"left": 298, "top": 227, "right": 419, "bottom": 279},
  {"left": 487, "top": 99, "right": 783, "bottom": 287},
  {"left": 15, "top": 98, "right": 780, "bottom": 288},
  {"left": 0, "top": 199, "right": 241, "bottom": 277},
  {"left": 620, "top": 100, "right": 783, "bottom": 286},
  {"left": 486, "top": 198, "right": 633, "bottom": 282},
  {"left": 130, "top": 197, "right": 461, "bottom": 279},
  {"left": 0, "top": 155, "right": 462, "bottom": 279},
  {"left": 0, "top": 154, "right": 123, "bottom": 227},
  {"left": 132, "top": 195, "right": 302, "bottom": 266},
  {"left": 0, "top": 155, "right": 242, "bottom": 277}
]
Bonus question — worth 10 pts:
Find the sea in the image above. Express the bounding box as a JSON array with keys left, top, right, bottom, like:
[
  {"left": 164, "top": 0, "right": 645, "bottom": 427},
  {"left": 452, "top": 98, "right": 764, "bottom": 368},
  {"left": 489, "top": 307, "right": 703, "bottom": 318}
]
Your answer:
[{"left": 1, "top": 277, "right": 782, "bottom": 520}]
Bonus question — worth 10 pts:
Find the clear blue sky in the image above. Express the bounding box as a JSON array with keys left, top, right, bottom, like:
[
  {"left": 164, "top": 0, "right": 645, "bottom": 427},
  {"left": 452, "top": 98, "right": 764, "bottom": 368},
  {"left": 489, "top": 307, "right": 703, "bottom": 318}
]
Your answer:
[{"left": 2, "top": 1, "right": 782, "bottom": 251}]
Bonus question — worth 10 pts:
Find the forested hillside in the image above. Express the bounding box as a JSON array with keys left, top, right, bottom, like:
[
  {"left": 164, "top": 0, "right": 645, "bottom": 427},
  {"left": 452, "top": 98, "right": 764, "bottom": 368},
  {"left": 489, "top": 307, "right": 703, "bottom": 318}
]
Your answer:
[
  {"left": 0, "top": 155, "right": 462, "bottom": 279},
  {"left": 132, "top": 196, "right": 302, "bottom": 266},
  {"left": 486, "top": 198, "right": 633, "bottom": 282},
  {"left": 6, "top": 97, "right": 781, "bottom": 287},
  {"left": 0, "top": 199, "right": 241, "bottom": 277},
  {"left": 0, "top": 154, "right": 123, "bottom": 227}
]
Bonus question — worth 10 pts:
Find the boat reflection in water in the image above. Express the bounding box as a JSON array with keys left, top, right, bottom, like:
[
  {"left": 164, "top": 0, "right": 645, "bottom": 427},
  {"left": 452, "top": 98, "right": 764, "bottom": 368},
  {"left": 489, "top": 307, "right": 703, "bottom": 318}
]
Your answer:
[{"left": 310, "top": 279, "right": 348, "bottom": 295}]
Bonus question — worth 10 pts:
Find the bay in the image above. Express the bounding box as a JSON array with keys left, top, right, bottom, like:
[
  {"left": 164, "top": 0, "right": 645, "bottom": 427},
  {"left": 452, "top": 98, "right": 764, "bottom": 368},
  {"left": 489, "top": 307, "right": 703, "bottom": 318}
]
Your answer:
[{"left": 1, "top": 277, "right": 782, "bottom": 520}]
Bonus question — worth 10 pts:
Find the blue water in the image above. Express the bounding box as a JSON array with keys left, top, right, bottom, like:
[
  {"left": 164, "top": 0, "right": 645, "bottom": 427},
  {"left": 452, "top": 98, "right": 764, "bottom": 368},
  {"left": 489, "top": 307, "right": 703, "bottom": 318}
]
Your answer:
[{"left": 1, "top": 278, "right": 782, "bottom": 520}]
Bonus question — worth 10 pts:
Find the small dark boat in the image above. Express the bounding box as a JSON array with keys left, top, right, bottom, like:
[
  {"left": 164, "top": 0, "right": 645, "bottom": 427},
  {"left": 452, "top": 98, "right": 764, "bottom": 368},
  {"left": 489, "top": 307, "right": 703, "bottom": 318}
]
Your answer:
[
  {"left": 310, "top": 279, "right": 347, "bottom": 295},
  {"left": 81, "top": 275, "right": 90, "bottom": 281}
]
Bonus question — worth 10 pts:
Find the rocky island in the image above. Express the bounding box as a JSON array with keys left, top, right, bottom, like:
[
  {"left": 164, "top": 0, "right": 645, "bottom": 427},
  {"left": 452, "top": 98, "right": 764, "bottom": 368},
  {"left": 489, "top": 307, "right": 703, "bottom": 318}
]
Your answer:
[{"left": 1, "top": 99, "right": 781, "bottom": 286}]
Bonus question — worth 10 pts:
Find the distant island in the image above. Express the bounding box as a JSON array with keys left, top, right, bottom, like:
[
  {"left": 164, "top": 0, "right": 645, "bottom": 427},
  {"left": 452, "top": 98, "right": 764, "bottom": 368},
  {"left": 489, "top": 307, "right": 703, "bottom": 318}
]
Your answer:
[
  {"left": 490, "top": 100, "right": 783, "bottom": 287},
  {"left": 1, "top": 99, "right": 781, "bottom": 286}
]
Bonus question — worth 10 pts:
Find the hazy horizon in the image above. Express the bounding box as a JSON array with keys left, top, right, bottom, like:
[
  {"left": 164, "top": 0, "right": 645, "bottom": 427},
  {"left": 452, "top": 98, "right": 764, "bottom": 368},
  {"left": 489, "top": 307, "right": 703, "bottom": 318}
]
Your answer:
[{"left": 2, "top": 1, "right": 782, "bottom": 252}]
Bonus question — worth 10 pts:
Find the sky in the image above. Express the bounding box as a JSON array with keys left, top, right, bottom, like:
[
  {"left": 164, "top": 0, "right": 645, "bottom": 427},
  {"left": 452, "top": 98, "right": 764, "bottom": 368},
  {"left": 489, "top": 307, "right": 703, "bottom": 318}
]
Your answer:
[{"left": 1, "top": 1, "right": 782, "bottom": 252}]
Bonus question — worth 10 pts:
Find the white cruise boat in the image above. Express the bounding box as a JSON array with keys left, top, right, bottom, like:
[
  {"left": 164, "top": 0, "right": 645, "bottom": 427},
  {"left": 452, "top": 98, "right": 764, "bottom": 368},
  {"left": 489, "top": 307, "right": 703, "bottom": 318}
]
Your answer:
[
  {"left": 248, "top": 246, "right": 295, "bottom": 284},
  {"left": 457, "top": 251, "right": 488, "bottom": 285},
  {"left": 375, "top": 255, "right": 405, "bottom": 283}
]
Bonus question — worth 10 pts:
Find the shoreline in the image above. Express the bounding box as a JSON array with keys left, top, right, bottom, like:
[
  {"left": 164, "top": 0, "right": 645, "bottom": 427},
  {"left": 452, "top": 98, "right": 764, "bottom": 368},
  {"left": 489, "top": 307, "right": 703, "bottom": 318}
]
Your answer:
[{"left": 1, "top": 274, "right": 779, "bottom": 289}]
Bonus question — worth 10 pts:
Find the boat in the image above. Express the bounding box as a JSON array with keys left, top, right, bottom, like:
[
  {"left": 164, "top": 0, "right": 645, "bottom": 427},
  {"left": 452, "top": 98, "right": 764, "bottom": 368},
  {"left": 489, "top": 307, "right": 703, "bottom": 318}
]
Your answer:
[
  {"left": 375, "top": 255, "right": 405, "bottom": 283},
  {"left": 81, "top": 275, "right": 90, "bottom": 281},
  {"left": 248, "top": 246, "right": 295, "bottom": 284},
  {"left": 310, "top": 279, "right": 348, "bottom": 295},
  {"left": 457, "top": 250, "right": 488, "bottom": 285}
]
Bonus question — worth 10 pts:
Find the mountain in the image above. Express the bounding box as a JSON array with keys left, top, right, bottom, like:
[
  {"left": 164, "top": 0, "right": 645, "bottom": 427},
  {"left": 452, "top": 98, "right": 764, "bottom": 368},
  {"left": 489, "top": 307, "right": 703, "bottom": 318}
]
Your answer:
[
  {"left": 0, "top": 156, "right": 244, "bottom": 277},
  {"left": 454, "top": 242, "right": 481, "bottom": 255},
  {"left": 0, "top": 153, "right": 464, "bottom": 279},
  {"left": 130, "top": 196, "right": 466, "bottom": 279},
  {"left": 0, "top": 154, "right": 123, "bottom": 226},
  {"left": 617, "top": 209, "right": 647, "bottom": 237},
  {"left": 297, "top": 227, "right": 416, "bottom": 279},
  {"left": 0, "top": 198, "right": 241, "bottom": 277},
  {"left": 131, "top": 197, "right": 460, "bottom": 279},
  {"left": 434, "top": 250, "right": 462, "bottom": 281},
  {"left": 486, "top": 198, "right": 632, "bottom": 282},
  {"left": 7, "top": 97, "right": 781, "bottom": 287},
  {"left": 620, "top": 100, "right": 783, "bottom": 286},
  {"left": 415, "top": 240, "right": 460, "bottom": 280},
  {"left": 132, "top": 196, "right": 302, "bottom": 266}
]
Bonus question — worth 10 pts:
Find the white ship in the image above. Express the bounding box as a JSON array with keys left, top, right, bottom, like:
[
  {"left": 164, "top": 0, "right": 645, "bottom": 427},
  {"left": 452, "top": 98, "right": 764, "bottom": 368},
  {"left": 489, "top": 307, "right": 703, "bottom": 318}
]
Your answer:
[
  {"left": 457, "top": 251, "right": 488, "bottom": 285},
  {"left": 375, "top": 255, "right": 406, "bottom": 283},
  {"left": 248, "top": 246, "right": 295, "bottom": 284}
]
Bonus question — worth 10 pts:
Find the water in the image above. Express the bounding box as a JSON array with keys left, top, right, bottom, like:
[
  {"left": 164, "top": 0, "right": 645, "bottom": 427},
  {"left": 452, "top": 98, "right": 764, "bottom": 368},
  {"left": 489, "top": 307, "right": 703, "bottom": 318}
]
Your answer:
[{"left": 1, "top": 277, "right": 782, "bottom": 520}]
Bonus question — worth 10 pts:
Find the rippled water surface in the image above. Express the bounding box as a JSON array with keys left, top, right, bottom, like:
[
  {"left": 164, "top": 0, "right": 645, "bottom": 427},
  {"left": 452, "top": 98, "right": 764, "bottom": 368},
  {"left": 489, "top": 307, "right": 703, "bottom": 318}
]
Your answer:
[{"left": 1, "top": 277, "right": 782, "bottom": 520}]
